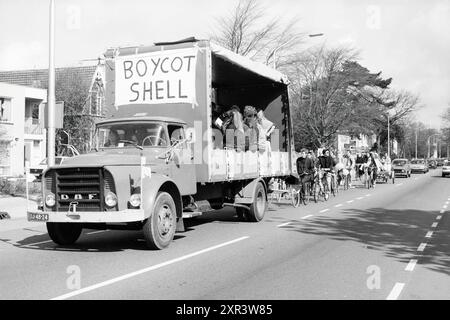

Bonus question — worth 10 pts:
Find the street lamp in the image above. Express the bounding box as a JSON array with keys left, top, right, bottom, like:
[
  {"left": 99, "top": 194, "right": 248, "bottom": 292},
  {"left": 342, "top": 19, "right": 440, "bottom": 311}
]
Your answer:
[
  {"left": 271, "top": 33, "right": 324, "bottom": 69},
  {"left": 47, "top": 0, "right": 56, "bottom": 166}
]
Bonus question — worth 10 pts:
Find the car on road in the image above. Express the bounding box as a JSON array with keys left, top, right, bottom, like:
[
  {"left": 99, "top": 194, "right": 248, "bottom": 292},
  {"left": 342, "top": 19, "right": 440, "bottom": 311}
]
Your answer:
[
  {"left": 29, "top": 156, "right": 67, "bottom": 181},
  {"left": 437, "top": 158, "right": 445, "bottom": 167},
  {"left": 410, "top": 159, "right": 429, "bottom": 174},
  {"left": 392, "top": 158, "right": 411, "bottom": 178},
  {"left": 442, "top": 160, "right": 450, "bottom": 177}
]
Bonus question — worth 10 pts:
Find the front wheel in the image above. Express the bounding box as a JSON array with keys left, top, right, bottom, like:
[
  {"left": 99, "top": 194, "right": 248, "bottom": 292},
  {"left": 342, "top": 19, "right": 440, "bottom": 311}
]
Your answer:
[
  {"left": 47, "top": 222, "right": 82, "bottom": 245},
  {"left": 143, "top": 192, "right": 177, "bottom": 250}
]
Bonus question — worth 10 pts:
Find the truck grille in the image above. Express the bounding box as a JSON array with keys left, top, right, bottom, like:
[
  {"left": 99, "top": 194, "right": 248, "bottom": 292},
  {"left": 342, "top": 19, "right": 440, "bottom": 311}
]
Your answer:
[{"left": 50, "top": 167, "right": 116, "bottom": 212}]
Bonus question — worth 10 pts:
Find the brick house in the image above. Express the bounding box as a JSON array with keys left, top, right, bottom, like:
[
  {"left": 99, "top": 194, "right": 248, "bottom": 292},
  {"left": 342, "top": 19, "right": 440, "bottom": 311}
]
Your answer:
[{"left": 0, "top": 63, "right": 106, "bottom": 153}]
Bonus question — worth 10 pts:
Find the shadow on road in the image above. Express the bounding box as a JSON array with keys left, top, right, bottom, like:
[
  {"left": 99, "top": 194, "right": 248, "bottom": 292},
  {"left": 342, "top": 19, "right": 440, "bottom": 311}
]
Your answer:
[{"left": 281, "top": 208, "right": 449, "bottom": 276}]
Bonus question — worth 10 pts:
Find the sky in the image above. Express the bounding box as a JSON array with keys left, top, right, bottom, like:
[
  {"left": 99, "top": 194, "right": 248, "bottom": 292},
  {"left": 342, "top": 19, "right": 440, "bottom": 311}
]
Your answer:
[{"left": 0, "top": 0, "right": 448, "bottom": 128}]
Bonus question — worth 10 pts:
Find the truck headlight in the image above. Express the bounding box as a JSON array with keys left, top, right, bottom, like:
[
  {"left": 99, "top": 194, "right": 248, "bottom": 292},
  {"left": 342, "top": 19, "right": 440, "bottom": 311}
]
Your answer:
[
  {"left": 105, "top": 192, "right": 118, "bottom": 208},
  {"left": 129, "top": 194, "right": 141, "bottom": 208},
  {"left": 45, "top": 193, "right": 56, "bottom": 207}
]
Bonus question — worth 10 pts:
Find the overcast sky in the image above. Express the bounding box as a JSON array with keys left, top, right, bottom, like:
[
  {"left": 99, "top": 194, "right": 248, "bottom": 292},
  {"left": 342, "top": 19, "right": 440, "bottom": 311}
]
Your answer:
[{"left": 0, "top": 0, "right": 448, "bottom": 127}]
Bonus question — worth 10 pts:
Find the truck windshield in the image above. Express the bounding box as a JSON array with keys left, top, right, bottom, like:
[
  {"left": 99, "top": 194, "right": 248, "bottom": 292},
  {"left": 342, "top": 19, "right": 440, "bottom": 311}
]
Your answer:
[{"left": 96, "top": 122, "right": 169, "bottom": 148}]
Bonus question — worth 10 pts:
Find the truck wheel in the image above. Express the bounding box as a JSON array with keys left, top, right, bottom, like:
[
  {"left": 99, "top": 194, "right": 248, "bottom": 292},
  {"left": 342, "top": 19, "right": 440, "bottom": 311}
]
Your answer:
[
  {"left": 143, "top": 192, "right": 177, "bottom": 250},
  {"left": 46, "top": 222, "right": 82, "bottom": 245},
  {"left": 247, "top": 182, "right": 267, "bottom": 222}
]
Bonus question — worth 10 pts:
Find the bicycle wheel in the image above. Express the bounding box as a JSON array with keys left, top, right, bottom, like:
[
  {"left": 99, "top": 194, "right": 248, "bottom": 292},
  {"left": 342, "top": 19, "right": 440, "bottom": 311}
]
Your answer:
[
  {"left": 291, "top": 188, "right": 301, "bottom": 208},
  {"left": 303, "top": 183, "right": 310, "bottom": 205}
]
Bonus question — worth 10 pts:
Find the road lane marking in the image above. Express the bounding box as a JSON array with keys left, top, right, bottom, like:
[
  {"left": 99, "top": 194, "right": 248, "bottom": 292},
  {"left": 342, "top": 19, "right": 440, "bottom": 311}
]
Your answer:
[
  {"left": 436, "top": 215, "right": 442, "bottom": 220},
  {"left": 431, "top": 222, "right": 438, "bottom": 228},
  {"left": 301, "top": 215, "right": 313, "bottom": 219},
  {"left": 405, "top": 259, "right": 418, "bottom": 272},
  {"left": 21, "top": 239, "right": 53, "bottom": 247},
  {"left": 440, "top": 210, "right": 445, "bottom": 213},
  {"left": 347, "top": 200, "right": 354, "bottom": 203},
  {"left": 356, "top": 197, "right": 364, "bottom": 200},
  {"left": 386, "top": 283, "right": 405, "bottom": 300},
  {"left": 86, "top": 230, "right": 107, "bottom": 235},
  {"left": 443, "top": 205, "right": 448, "bottom": 209},
  {"left": 417, "top": 243, "right": 427, "bottom": 252},
  {"left": 395, "top": 183, "right": 403, "bottom": 187},
  {"left": 319, "top": 209, "right": 329, "bottom": 213},
  {"left": 365, "top": 194, "right": 371, "bottom": 197},
  {"left": 277, "top": 222, "right": 291, "bottom": 227},
  {"left": 425, "top": 231, "right": 433, "bottom": 238},
  {"left": 51, "top": 236, "right": 249, "bottom": 300},
  {"left": 334, "top": 204, "right": 342, "bottom": 207}
]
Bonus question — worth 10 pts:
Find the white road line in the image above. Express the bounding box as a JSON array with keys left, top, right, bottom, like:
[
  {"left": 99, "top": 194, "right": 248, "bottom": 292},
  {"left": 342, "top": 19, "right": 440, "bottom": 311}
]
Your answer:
[
  {"left": 22, "top": 239, "right": 53, "bottom": 247},
  {"left": 86, "top": 230, "right": 107, "bottom": 235},
  {"left": 277, "top": 222, "right": 291, "bottom": 227},
  {"left": 425, "top": 231, "right": 433, "bottom": 238},
  {"left": 395, "top": 183, "right": 404, "bottom": 187},
  {"left": 51, "top": 236, "right": 249, "bottom": 300},
  {"left": 431, "top": 222, "right": 438, "bottom": 228},
  {"left": 417, "top": 243, "right": 427, "bottom": 252},
  {"left": 334, "top": 204, "right": 342, "bottom": 208},
  {"left": 386, "top": 283, "right": 405, "bottom": 300},
  {"left": 365, "top": 194, "right": 371, "bottom": 197},
  {"left": 301, "top": 215, "right": 313, "bottom": 220},
  {"left": 414, "top": 178, "right": 418, "bottom": 180},
  {"left": 436, "top": 215, "right": 442, "bottom": 220},
  {"left": 440, "top": 210, "right": 445, "bottom": 213},
  {"left": 346, "top": 200, "right": 354, "bottom": 203},
  {"left": 319, "top": 209, "right": 329, "bottom": 213},
  {"left": 405, "top": 259, "right": 418, "bottom": 272},
  {"left": 356, "top": 197, "right": 364, "bottom": 200}
]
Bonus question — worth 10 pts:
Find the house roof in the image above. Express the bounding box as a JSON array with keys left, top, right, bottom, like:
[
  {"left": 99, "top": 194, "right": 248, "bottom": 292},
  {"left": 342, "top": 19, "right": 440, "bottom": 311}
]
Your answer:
[{"left": 0, "top": 66, "right": 99, "bottom": 93}]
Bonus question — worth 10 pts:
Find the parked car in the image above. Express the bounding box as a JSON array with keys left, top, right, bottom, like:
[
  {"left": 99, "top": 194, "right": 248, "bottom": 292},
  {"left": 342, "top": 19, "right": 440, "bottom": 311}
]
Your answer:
[
  {"left": 410, "top": 159, "right": 429, "bottom": 174},
  {"left": 29, "top": 156, "right": 67, "bottom": 181},
  {"left": 392, "top": 158, "right": 411, "bottom": 177},
  {"left": 442, "top": 160, "right": 450, "bottom": 177},
  {"left": 437, "top": 158, "right": 445, "bottom": 167}
]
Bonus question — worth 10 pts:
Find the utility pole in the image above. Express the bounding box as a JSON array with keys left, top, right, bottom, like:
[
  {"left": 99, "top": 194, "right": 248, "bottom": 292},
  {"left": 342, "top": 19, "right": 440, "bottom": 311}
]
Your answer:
[
  {"left": 387, "top": 114, "right": 390, "bottom": 158},
  {"left": 415, "top": 128, "right": 418, "bottom": 159},
  {"left": 47, "top": 0, "right": 56, "bottom": 166}
]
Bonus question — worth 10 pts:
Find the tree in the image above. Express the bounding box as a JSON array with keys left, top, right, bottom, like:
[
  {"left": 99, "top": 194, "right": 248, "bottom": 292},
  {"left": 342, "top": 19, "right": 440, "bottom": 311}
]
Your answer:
[
  {"left": 289, "top": 46, "right": 393, "bottom": 150},
  {"left": 55, "top": 70, "right": 95, "bottom": 153},
  {"left": 211, "top": 0, "right": 304, "bottom": 67}
]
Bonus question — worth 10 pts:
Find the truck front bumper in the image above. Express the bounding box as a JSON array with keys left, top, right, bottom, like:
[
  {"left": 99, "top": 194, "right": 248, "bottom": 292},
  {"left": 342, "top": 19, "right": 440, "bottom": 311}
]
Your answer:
[{"left": 27, "top": 209, "right": 145, "bottom": 223}]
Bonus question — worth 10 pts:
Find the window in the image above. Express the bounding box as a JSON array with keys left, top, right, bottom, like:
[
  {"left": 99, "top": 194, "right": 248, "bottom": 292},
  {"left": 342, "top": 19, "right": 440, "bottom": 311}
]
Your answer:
[
  {"left": 167, "top": 124, "right": 186, "bottom": 147},
  {"left": 0, "top": 98, "right": 11, "bottom": 122},
  {"left": 90, "top": 81, "right": 103, "bottom": 117},
  {"left": 31, "top": 103, "right": 40, "bottom": 124}
]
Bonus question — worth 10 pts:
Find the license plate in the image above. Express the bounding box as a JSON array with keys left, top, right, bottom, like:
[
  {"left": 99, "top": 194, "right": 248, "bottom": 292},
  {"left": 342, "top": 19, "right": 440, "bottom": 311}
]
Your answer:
[{"left": 28, "top": 212, "right": 49, "bottom": 222}]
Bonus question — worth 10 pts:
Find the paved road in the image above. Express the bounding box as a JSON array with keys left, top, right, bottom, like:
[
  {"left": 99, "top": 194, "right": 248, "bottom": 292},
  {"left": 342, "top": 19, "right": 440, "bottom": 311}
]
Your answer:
[{"left": 0, "top": 171, "right": 449, "bottom": 300}]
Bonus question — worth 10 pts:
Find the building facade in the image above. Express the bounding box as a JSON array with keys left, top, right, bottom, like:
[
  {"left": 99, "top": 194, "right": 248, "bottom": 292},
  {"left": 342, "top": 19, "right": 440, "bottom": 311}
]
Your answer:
[
  {"left": 0, "top": 82, "right": 47, "bottom": 176},
  {"left": 0, "top": 63, "right": 106, "bottom": 154}
]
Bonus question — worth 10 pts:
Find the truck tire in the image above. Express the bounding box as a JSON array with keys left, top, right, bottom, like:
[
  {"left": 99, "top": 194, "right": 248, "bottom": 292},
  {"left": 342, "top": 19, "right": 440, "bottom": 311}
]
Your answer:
[
  {"left": 46, "top": 222, "right": 82, "bottom": 245},
  {"left": 143, "top": 192, "right": 176, "bottom": 250},
  {"left": 246, "top": 182, "right": 267, "bottom": 222}
]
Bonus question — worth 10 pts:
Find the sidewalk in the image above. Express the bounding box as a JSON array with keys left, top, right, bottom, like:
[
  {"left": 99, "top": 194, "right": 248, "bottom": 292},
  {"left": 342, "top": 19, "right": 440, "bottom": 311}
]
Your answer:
[{"left": 0, "top": 195, "right": 44, "bottom": 233}]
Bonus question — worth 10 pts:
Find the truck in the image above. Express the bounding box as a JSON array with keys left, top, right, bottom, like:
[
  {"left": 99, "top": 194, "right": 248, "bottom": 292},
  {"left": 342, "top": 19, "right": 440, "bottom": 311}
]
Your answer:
[{"left": 27, "top": 38, "right": 297, "bottom": 249}]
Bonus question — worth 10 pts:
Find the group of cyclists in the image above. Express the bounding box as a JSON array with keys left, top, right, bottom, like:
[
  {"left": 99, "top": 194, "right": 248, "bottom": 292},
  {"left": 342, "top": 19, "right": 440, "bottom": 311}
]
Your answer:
[{"left": 294, "top": 146, "right": 384, "bottom": 205}]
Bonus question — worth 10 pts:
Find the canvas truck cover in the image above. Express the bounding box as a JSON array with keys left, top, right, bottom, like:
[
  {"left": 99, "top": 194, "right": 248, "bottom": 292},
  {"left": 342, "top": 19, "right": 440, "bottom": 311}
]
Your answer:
[{"left": 103, "top": 38, "right": 295, "bottom": 182}]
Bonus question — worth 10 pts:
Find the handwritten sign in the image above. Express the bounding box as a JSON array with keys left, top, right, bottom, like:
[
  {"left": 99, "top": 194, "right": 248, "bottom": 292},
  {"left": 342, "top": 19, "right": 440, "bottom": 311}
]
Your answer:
[{"left": 115, "top": 48, "right": 198, "bottom": 106}]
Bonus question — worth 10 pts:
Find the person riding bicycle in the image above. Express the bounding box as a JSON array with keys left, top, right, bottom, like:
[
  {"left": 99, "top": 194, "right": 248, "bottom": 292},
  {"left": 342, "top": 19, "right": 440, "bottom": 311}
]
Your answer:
[
  {"left": 364, "top": 151, "right": 379, "bottom": 188},
  {"left": 342, "top": 150, "right": 354, "bottom": 187},
  {"left": 296, "top": 148, "right": 315, "bottom": 199},
  {"left": 355, "top": 151, "right": 369, "bottom": 179},
  {"left": 318, "top": 149, "right": 336, "bottom": 193}
]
